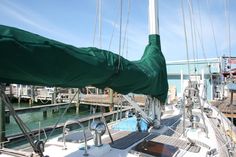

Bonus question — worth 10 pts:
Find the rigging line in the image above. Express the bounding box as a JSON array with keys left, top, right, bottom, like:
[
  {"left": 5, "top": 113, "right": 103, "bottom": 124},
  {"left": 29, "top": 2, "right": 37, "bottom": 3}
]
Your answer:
[
  {"left": 39, "top": 98, "right": 50, "bottom": 104},
  {"left": 197, "top": 0, "right": 207, "bottom": 77},
  {"left": 191, "top": 0, "right": 200, "bottom": 73},
  {"left": 224, "top": 0, "right": 231, "bottom": 68},
  {"left": 187, "top": 0, "right": 197, "bottom": 75},
  {"left": 93, "top": 0, "right": 99, "bottom": 47},
  {"left": 108, "top": 7, "right": 119, "bottom": 51},
  {"left": 199, "top": 86, "right": 208, "bottom": 136},
  {"left": 45, "top": 90, "right": 79, "bottom": 143},
  {"left": 99, "top": 0, "right": 102, "bottom": 49},
  {"left": 196, "top": 24, "right": 207, "bottom": 61},
  {"left": 126, "top": 35, "right": 129, "bottom": 58},
  {"left": 181, "top": 0, "right": 190, "bottom": 77},
  {"left": 228, "top": 0, "right": 231, "bottom": 63},
  {"left": 4, "top": 100, "right": 32, "bottom": 135},
  {"left": 0, "top": 85, "right": 32, "bottom": 134},
  {"left": 211, "top": 109, "right": 232, "bottom": 153},
  {"left": 108, "top": 23, "right": 116, "bottom": 51},
  {"left": 192, "top": 1, "right": 203, "bottom": 77},
  {"left": 0, "top": 86, "right": 42, "bottom": 156},
  {"left": 190, "top": 0, "right": 199, "bottom": 60},
  {"left": 206, "top": 0, "right": 224, "bottom": 104},
  {"left": 187, "top": 0, "right": 195, "bottom": 59},
  {"left": 117, "top": 0, "right": 123, "bottom": 71},
  {"left": 216, "top": 104, "right": 231, "bottom": 149},
  {"left": 197, "top": 0, "right": 207, "bottom": 61},
  {"left": 206, "top": 0, "right": 219, "bottom": 58},
  {"left": 122, "top": 0, "right": 131, "bottom": 57}
]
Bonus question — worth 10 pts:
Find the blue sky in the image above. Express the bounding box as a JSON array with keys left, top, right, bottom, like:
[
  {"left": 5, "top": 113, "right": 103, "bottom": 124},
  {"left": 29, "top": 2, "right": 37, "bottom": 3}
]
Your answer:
[{"left": 0, "top": 0, "right": 235, "bottom": 61}]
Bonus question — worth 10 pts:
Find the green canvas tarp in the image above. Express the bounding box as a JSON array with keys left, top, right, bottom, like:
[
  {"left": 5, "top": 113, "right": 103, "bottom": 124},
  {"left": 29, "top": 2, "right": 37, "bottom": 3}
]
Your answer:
[{"left": 0, "top": 25, "right": 168, "bottom": 102}]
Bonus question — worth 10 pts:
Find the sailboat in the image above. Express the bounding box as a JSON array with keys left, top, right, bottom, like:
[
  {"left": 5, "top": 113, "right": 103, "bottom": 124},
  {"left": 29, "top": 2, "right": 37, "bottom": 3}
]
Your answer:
[{"left": 0, "top": 0, "right": 235, "bottom": 156}]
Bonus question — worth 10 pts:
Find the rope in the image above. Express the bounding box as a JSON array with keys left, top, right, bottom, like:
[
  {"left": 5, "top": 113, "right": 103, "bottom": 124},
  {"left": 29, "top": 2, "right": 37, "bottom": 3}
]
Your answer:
[
  {"left": 92, "top": 0, "right": 99, "bottom": 47},
  {"left": 199, "top": 87, "right": 208, "bottom": 137},
  {"left": 45, "top": 90, "right": 79, "bottom": 143},
  {"left": 192, "top": 0, "right": 200, "bottom": 75},
  {"left": 216, "top": 105, "right": 232, "bottom": 150},
  {"left": 39, "top": 98, "right": 50, "bottom": 104},
  {"left": 167, "top": 117, "right": 181, "bottom": 130},
  {"left": 191, "top": 0, "right": 199, "bottom": 60},
  {"left": 92, "top": 0, "right": 103, "bottom": 48},
  {"left": 126, "top": 36, "right": 129, "bottom": 58},
  {"left": 196, "top": 0, "right": 207, "bottom": 61},
  {"left": 88, "top": 105, "right": 97, "bottom": 127},
  {"left": 98, "top": 0, "right": 102, "bottom": 49},
  {"left": 117, "top": 0, "right": 123, "bottom": 71},
  {"left": 187, "top": 0, "right": 197, "bottom": 75},
  {"left": 206, "top": 0, "right": 225, "bottom": 103},
  {"left": 108, "top": 8, "right": 119, "bottom": 51},
  {"left": 101, "top": 110, "right": 114, "bottom": 143},
  {"left": 116, "top": 95, "right": 122, "bottom": 121},
  {"left": 119, "top": 99, "right": 123, "bottom": 120},
  {"left": 206, "top": 0, "right": 219, "bottom": 58},
  {"left": 181, "top": 0, "right": 191, "bottom": 77},
  {"left": 122, "top": 0, "right": 131, "bottom": 57},
  {"left": 88, "top": 105, "right": 93, "bottom": 127},
  {"left": 210, "top": 107, "right": 234, "bottom": 155},
  {"left": 224, "top": 0, "right": 234, "bottom": 141},
  {"left": 0, "top": 85, "right": 43, "bottom": 156},
  {"left": 224, "top": 0, "right": 231, "bottom": 69},
  {"left": 93, "top": 105, "right": 97, "bottom": 122}
]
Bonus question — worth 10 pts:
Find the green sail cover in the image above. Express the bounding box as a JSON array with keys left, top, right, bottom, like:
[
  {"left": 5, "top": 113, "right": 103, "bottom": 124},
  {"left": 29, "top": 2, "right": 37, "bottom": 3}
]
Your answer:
[{"left": 0, "top": 25, "right": 168, "bottom": 102}]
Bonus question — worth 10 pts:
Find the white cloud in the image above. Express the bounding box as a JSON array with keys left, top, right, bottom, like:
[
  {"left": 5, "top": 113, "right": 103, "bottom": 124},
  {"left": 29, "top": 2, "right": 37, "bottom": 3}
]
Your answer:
[{"left": 0, "top": 0, "right": 85, "bottom": 47}]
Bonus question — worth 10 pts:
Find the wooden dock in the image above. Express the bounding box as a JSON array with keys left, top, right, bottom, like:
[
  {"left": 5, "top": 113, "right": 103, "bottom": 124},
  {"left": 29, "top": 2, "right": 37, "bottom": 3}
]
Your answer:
[
  {"left": 5, "top": 100, "right": 127, "bottom": 116},
  {"left": 211, "top": 91, "right": 236, "bottom": 118},
  {"left": 5, "top": 103, "right": 74, "bottom": 115},
  {"left": 4, "top": 94, "right": 145, "bottom": 116},
  {"left": 3, "top": 94, "right": 140, "bottom": 124}
]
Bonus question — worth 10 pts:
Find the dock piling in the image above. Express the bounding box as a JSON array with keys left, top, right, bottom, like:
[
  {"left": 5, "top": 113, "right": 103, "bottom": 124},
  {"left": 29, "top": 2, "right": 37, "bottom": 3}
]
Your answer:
[
  {"left": 5, "top": 114, "right": 10, "bottom": 124},
  {"left": 43, "top": 111, "right": 47, "bottom": 118},
  {"left": 76, "top": 88, "right": 80, "bottom": 115},
  {"left": 109, "top": 89, "right": 114, "bottom": 112},
  {"left": 29, "top": 85, "right": 35, "bottom": 106},
  {"left": 18, "top": 85, "right": 22, "bottom": 104},
  {"left": 76, "top": 103, "right": 80, "bottom": 115},
  {"left": 0, "top": 89, "right": 6, "bottom": 146},
  {"left": 52, "top": 87, "right": 57, "bottom": 104}
]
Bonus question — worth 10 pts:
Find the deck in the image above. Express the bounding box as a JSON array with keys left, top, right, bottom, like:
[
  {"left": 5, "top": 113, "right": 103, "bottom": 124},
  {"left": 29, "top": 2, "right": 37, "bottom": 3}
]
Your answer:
[{"left": 211, "top": 90, "right": 236, "bottom": 118}]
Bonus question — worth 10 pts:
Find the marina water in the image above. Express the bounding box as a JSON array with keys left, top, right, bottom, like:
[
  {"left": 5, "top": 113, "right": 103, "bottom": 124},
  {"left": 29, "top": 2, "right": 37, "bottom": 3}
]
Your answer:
[{"left": 5, "top": 102, "right": 91, "bottom": 147}]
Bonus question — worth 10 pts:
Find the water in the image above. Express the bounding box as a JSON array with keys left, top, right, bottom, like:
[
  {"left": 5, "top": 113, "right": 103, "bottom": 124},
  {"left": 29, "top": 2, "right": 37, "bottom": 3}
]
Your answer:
[
  {"left": 4, "top": 102, "right": 118, "bottom": 149},
  {"left": 5, "top": 103, "right": 91, "bottom": 136}
]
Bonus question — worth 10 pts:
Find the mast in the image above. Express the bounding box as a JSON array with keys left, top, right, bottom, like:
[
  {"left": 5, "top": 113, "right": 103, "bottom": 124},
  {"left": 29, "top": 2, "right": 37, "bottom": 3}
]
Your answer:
[
  {"left": 148, "top": 0, "right": 162, "bottom": 129},
  {"left": 148, "top": 0, "right": 159, "bottom": 35}
]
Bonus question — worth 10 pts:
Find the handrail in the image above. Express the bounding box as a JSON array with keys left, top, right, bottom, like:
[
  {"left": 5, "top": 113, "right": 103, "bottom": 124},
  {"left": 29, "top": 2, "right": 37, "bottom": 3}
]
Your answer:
[{"left": 62, "top": 120, "right": 88, "bottom": 156}]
